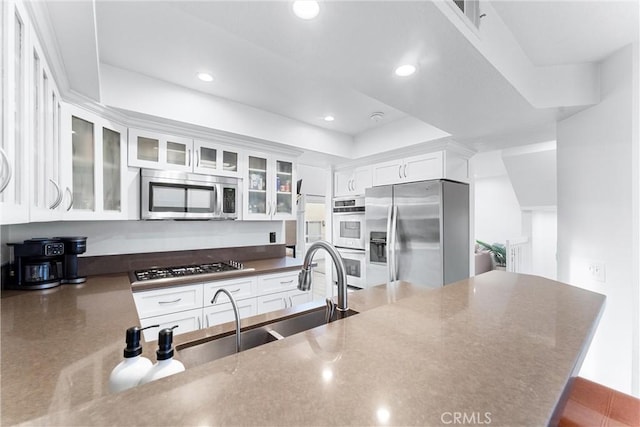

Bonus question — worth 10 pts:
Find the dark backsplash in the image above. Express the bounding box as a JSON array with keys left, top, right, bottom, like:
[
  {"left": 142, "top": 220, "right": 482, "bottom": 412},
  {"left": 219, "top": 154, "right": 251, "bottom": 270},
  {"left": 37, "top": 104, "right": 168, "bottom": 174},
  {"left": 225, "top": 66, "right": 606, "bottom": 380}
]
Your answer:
[{"left": 79, "top": 244, "right": 286, "bottom": 277}]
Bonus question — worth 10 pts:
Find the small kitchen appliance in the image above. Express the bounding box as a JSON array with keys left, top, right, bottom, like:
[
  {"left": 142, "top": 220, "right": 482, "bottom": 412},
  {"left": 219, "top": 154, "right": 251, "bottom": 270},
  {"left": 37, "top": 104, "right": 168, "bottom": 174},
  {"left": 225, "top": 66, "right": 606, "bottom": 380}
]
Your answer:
[
  {"left": 55, "top": 236, "right": 87, "bottom": 284},
  {"left": 6, "top": 238, "right": 65, "bottom": 290}
]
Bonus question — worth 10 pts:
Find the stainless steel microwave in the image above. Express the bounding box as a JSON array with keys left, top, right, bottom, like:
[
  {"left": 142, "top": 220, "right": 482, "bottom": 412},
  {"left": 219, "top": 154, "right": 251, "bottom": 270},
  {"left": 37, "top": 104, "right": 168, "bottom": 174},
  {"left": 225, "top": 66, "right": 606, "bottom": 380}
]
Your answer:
[{"left": 140, "top": 169, "right": 239, "bottom": 220}]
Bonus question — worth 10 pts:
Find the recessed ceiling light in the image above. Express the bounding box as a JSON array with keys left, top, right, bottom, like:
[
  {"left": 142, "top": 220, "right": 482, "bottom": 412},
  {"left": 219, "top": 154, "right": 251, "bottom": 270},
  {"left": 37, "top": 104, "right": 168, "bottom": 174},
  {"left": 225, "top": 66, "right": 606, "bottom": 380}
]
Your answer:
[
  {"left": 292, "top": 1, "right": 320, "bottom": 20},
  {"left": 197, "top": 72, "right": 214, "bottom": 82},
  {"left": 324, "top": 115, "right": 335, "bottom": 122},
  {"left": 394, "top": 64, "right": 417, "bottom": 77}
]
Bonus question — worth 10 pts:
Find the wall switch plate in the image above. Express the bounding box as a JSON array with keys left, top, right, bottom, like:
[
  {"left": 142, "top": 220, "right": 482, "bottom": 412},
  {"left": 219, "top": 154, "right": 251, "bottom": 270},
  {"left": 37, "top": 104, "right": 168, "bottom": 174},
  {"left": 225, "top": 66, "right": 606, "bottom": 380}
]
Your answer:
[
  {"left": 587, "top": 261, "right": 606, "bottom": 282},
  {"left": 269, "top": 232, "right": 276, "bottom": 243}
]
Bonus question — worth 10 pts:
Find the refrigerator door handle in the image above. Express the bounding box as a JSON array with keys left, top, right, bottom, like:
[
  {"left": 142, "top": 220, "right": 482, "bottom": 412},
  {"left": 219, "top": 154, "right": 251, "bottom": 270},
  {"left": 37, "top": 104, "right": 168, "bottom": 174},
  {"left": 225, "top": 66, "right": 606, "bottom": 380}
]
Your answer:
[
  {"left": 391, "top": 205, "right": 398, "bottom": 281},
  {"left": 385, "top": 205, "right": 393, "bottom": 282}
]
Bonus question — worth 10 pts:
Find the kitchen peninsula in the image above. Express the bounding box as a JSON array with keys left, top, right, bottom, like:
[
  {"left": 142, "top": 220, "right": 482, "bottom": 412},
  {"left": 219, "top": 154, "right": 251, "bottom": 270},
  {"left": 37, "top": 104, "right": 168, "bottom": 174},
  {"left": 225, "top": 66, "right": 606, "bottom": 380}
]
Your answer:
[{"left": 1, "top": 270, "right": 604, "bottom": 426}]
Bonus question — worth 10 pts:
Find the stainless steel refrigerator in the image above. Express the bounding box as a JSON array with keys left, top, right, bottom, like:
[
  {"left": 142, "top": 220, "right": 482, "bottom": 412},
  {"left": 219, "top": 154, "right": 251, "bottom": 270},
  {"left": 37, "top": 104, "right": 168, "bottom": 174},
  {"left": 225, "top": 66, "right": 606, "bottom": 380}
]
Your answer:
[{"left": 365, "top": 179, "right": 469, "bottom": 288}]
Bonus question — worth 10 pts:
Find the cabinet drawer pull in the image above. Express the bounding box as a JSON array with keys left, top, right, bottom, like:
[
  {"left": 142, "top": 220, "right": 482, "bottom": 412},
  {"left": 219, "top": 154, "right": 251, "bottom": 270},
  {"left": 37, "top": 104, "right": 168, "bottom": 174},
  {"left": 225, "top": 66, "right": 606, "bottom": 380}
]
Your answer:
[
  {"left": 157, "top": 298, "right": 182, "bottom": 305},
  {"left": 198, "top": 317, "right": 201, "bottom": 329},
  {"left": 263, "top": 297, "right": 283, "bottom": 304},
  {"left": 403, "top": 164, "right": 407, "bottom": 178},
  {"left": 398, "top": 165, "right": 402, "bottom": 179},
  {"left": 231, "top": 288, "right": 241, "bottom": 293},
  {"left": 280, "top": 280, "right": 294, "bottom": 285}
]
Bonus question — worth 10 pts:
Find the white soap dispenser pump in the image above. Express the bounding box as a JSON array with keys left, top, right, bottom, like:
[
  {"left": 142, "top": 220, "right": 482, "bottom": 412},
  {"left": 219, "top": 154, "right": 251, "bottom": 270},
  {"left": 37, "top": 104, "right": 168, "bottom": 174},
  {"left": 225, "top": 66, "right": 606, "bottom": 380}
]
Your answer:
[
  {"left": 139, "top": 325, "right": 185, "bottom": 385},
  {"left": 109, "top": 324, "right": 159, "bottom": 393}
]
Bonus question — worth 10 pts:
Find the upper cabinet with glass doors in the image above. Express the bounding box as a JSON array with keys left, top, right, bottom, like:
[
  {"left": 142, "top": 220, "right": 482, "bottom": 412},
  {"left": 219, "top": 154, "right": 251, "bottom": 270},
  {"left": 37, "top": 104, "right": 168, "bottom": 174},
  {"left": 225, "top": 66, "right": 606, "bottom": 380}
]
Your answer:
[
  {"left": 29, "top": 22, "right": 64, "bottom": 222},
  {"left": 192, "top": 140, "right": 240, "bottom": 177},
  {"left": 0, "top": 0, "right": 31, "bottom": 224},
  {"left": 1, "top": 0, "right": 65, "bottom": 224},
  {"left": 61, "top": 105, "right": 129, "bottom": 220},
  {"left": 128, "top": 130, "right": 242, "bottom": 178},
  {"left": 244, "top": 152, "right": 295, "bottom": 221}
]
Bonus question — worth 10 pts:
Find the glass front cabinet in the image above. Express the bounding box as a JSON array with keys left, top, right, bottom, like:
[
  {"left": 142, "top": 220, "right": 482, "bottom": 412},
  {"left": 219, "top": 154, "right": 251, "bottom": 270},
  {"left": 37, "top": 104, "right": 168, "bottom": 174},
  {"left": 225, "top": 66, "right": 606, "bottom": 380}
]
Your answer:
[
  {"left": 61, "top": 105, "right": 128, "bottom": 220},
  {"left": 244, "top": 152, "right": 295, "bottom": 221},
  {"left": 192, "top": 140, "right": 241, "bottom": 177},
  {"left": 128, "top": 128, "right": 193, "bottom": 172}
]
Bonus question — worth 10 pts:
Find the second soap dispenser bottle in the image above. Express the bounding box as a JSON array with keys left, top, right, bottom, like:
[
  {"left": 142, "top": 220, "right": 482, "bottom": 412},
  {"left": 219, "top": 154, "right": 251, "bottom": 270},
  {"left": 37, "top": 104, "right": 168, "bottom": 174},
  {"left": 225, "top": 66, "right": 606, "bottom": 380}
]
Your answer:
[{"left": 139, "top": 325, "right": 185, "bottom": 385}]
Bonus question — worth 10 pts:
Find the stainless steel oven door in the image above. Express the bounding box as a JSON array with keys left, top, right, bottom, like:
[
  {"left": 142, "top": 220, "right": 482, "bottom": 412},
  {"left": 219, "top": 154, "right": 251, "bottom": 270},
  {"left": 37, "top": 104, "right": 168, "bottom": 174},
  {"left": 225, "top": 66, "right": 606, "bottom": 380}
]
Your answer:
[
  {"left": 332, "top": 212, "right": 365, "bottom": 250},
  {"left": 334, "top": 248, "right": 366, "bottom": 289}
]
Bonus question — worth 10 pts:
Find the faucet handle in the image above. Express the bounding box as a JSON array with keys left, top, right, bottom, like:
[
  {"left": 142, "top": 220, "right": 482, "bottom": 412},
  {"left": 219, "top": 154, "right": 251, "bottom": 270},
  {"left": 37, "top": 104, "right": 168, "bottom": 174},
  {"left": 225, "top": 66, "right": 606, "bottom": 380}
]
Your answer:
[{"left": 325, "top": 298, "right": 336, "bottom": 323}]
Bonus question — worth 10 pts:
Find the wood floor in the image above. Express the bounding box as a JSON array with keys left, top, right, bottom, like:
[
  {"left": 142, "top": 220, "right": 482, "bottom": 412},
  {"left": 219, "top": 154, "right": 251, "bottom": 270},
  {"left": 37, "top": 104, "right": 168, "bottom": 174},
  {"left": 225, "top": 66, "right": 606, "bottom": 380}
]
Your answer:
[{"left": 559, "top": 377, "right": 640, "bottom": 427}]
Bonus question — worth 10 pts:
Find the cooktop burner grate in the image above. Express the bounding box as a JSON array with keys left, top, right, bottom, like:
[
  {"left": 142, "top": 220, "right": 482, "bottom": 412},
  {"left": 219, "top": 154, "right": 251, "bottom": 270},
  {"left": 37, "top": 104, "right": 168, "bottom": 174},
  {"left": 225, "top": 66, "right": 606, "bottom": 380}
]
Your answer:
[{"left": 133, "top": 261, "right": 246, "bottom": 282}]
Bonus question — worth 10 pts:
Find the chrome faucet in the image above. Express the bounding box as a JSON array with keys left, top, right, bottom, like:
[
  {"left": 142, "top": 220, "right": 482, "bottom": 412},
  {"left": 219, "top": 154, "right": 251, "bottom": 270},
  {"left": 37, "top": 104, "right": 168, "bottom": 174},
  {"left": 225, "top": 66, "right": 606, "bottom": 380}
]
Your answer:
[
  {"left": 298, "top": 240, "right": 349, "bottom": 312},
  {"left": 211, "top": 288, "right": 241, "bottom": 353}
]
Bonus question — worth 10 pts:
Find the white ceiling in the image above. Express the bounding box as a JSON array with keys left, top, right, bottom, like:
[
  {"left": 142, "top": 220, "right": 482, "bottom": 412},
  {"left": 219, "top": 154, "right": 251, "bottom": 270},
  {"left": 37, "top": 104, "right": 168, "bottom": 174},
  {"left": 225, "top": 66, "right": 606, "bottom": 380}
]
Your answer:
[
  {"left": 491, "top": 0, "right": 639, "bottom": 66},
  {"left": 45, "top": 0, "right": 639, "bottom": 153}
]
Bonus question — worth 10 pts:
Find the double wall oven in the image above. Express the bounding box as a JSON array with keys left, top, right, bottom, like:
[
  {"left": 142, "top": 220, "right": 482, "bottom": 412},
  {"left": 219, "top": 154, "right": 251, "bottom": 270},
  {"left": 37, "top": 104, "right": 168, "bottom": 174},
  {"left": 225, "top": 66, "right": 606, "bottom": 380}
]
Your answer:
[{"left": 332, "top": 196, "right": 367, "bottom": 289}]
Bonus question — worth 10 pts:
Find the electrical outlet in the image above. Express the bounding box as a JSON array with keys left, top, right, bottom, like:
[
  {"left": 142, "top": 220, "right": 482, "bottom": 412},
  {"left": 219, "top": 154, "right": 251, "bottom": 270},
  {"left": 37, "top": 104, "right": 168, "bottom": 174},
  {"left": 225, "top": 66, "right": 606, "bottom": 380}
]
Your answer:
[
  {"left": 587, "top": 261, "right": 606, "bottom": 282},
  {"left": 269, "top": 232, "right": 276, "bottom": 243}
]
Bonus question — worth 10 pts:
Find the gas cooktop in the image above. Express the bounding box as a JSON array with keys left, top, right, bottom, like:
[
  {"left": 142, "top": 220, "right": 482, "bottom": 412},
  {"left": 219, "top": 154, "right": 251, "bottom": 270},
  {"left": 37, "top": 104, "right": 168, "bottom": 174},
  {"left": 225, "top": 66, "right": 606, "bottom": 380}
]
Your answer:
[{"left": 131, "top": 261, "right": 254, "bottom": 285}]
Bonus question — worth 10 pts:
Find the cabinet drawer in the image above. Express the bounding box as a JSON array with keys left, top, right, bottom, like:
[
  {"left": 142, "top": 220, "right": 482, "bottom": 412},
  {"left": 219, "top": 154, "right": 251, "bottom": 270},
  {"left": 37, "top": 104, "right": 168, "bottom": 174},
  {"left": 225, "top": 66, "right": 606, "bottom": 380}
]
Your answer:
[
  {"left": 133, "top": 284, "right": 203, "bottom": 318},
  {"left": 203, "top": 277, "right": 257, "bottom": 305},
  {"left": 203, "top": 298, "right": 257, "bottom": 328},
  {"left": 139, "top": 308, "right": 203, "bottom": 342},
  {"left": 258, "top": 271, "right": 299, "bottom": 295},
  {"left": 256, "top": 293, "right": 289, "bottom": 314}
]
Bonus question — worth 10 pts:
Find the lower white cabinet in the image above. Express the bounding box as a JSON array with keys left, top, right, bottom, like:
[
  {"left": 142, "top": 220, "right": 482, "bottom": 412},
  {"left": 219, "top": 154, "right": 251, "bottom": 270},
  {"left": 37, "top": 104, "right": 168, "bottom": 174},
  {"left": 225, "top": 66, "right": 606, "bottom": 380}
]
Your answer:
[
  {"left": 132, "top": 270, "right": 311, "bottom": 340},
  {"left": 258, "top": 271, "right": 298, "bottom": 294},
  {"left": 133, "top": 284, "right": 203, "bottom": 319},
  {"left": 139, "top": 308, "right": 203, "bottom": 342},
  {"left": 203, "top": 299, "right": 257, "bottom": 329},
  {"left": 203, "top": 277, "right": 256, "bottom": 304},
  {"left": 256, "top": 271, "right": 312, "bottom": 315},
  {"left": 257, "top": 289, "right": 311, "bottom": 315}
]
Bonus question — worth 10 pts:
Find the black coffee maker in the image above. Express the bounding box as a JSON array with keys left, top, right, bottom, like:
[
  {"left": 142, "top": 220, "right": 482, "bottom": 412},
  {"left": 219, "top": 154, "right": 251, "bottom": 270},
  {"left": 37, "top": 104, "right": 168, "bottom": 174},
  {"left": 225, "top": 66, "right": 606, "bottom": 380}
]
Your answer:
[
  {"left": 6, "top": 237, "right": 88, "bottom": 290},
  {"left": 7, "top": 238, "right": 65, "bottom": 290},
  {"left": 55, "top": 236, "right": 87, "bottom": 284}
]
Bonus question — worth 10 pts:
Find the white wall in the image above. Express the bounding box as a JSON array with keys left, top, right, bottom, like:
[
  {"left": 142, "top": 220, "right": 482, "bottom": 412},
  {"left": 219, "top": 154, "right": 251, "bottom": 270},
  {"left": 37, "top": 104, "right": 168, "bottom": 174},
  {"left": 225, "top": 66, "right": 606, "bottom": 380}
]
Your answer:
[
  {"left": 557, "top": 43, "right": 639, "bottom": 396},
  {"left": 472, "top": 151, "right": 522, "bottom": 246},
  {"left": 2, "top": 220, "right": 282, "bottom": 257},
  {"left": 528, "top": 210, "right": 557, "bottom": 280}
]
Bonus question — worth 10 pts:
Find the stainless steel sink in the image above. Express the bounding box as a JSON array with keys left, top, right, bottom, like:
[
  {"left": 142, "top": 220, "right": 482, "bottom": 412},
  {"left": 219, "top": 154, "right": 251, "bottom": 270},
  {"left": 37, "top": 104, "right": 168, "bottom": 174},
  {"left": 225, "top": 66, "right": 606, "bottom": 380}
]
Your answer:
[{"left": 176, "top": 306, "right": 358, "bottom": 368}]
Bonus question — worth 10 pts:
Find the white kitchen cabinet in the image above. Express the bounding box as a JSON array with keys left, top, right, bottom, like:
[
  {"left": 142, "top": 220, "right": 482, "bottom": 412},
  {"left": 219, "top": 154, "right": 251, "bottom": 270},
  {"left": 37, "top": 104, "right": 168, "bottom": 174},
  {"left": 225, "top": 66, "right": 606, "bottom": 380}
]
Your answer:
[
  {"left": 244, "top": 153, "right": 295, "bottom": 221},
  {"left": 202, "top": 298, "right": 258, "bottom": 329},
  {"left": 139, "top": 308, "right": 204, "bottom": 342},
  {"left": 372, "top": 151, "right": 469, "bottom": 186},
  {"left": 192, "top": 139, "right": 241, "bottom": 178},
  {"left": 256, "top": 271, "right": 311, "bottom": 314},
  {"left": 128, "top": 128, "right": 193, "bottom": 172},
  {"left": 257, "top": 271, "right": 299, "bottom": 295},
  {"left": 61, "top": 105, "right": 129, "bottom": 220},
  {"left": 133, "top": 284, "right": 203, "bottom": 319},
  {"left": 257, "top": 289, "right": 311, "bottom": 315},
  {"left": 0, "top": 0, "right": 30, "bottom": 224},
  {"left": 372, "top": 152, "right": 443, "bottom": 186},
  {"left": 28, "top": 28, "right": 65, "bottom": 222},
  {"left": 334, "top": 166, "right": 372, "bottom": 197},
  {"left": 203, "top": 276, "right": 257, "bottom": 304},
  {"left": 1, "top": 0, "right": 64, "bottom": 224}
]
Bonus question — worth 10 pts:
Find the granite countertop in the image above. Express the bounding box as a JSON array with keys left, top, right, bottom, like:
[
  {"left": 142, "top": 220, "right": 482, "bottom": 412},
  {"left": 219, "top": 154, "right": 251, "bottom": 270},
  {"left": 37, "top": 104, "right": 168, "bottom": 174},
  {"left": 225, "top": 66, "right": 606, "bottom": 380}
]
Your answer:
[{"left": 1, "top": 268, "right": 605, "bottom": 426}]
